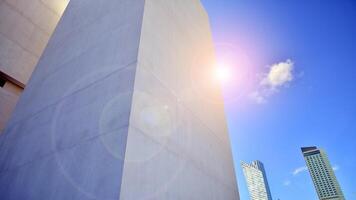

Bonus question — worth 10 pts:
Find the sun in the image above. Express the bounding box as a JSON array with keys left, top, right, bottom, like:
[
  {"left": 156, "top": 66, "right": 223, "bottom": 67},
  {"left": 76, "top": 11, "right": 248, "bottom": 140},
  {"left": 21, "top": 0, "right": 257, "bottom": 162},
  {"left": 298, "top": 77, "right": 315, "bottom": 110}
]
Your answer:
[{"left": 215, "top": 63, "right": 231, "bottom": 83}]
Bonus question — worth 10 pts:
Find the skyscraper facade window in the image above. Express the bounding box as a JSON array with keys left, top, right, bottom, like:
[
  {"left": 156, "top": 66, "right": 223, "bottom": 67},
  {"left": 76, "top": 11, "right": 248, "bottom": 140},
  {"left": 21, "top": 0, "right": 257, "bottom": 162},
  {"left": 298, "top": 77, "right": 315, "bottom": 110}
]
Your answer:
[
  {"left": 301, "top": 147, "right": 345, "bottom": 200},
  {"left": 242, "top": 160, "right": 273, "bottom": 200}
]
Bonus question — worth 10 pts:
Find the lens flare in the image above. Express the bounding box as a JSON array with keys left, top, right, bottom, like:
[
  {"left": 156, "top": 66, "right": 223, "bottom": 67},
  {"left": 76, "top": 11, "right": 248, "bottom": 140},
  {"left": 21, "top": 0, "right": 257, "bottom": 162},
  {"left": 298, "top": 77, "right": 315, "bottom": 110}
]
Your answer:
[{"left": 215, "top": 63, "right": 231, "bottom": 84}]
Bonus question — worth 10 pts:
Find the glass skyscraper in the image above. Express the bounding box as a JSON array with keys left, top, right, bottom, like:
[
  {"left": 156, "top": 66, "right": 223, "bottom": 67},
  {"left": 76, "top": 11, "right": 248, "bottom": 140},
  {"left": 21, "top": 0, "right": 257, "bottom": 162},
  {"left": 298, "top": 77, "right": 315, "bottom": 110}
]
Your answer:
[
  {"left": 301, "top": 146, "right": 345, "bottom": 200},
  {"left": 241, "top": 160, "right": 273, "bottom": 200}
]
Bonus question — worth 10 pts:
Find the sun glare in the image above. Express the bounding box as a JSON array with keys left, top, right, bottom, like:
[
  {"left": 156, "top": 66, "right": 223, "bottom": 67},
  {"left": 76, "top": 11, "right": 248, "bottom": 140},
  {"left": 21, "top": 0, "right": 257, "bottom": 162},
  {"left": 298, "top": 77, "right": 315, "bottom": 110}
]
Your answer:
[{"left": 215, "top": 63, "right": 231, "bottom": 84}]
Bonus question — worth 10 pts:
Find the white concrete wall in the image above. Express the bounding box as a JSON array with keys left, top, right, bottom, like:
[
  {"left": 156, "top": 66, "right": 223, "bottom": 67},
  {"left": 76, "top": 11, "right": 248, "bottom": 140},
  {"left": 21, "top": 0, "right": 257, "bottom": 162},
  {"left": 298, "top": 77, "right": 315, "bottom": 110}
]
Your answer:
[
  {"left": 119, "top": 0, "right": 239, "bottom": 199},
  {"left": 0, "top": 0, "right": 239, "bottom": 199},
  {"left": 0, "top": 0, "right": 69, "bottom": 132},
  {"left": 0, "top": 0, "right": 68, "bottom": 84},
  {"left": 0, "top": 0, "right": 146, "bottom": 199},
  {"left": 0, "top": 88, "right": 18, "bottom": 132}
]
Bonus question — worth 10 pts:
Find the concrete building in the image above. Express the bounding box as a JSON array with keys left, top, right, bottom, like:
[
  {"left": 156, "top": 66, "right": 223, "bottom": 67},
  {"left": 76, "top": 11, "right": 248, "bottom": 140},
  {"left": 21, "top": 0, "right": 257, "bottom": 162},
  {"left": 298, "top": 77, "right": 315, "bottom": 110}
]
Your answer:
[
  {"left": 0, "top": 0, "right": 239, "bottom": 199},
  {"left": 0, "top": 0, "right": 69, "bottom": 132},
  {"left": 241, "top": 160, "right": 273, "bottom": 200},
  {"left": 302, "top": 147, "right": 345, "bottom": 200}
]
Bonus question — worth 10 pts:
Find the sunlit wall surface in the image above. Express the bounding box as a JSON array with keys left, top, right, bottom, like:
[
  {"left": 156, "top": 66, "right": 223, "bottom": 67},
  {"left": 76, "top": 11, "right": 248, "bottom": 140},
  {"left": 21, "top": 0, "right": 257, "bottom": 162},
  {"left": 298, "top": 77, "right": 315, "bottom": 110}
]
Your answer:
[
  {"left": 0, "top": 0, "right": 69, "bottom": 132},
  {"left": 120, "top": 0, "right": 239, "bottom": 199},
  {"left": 0, "top": 0, "right": 239, "bottom": 199}
]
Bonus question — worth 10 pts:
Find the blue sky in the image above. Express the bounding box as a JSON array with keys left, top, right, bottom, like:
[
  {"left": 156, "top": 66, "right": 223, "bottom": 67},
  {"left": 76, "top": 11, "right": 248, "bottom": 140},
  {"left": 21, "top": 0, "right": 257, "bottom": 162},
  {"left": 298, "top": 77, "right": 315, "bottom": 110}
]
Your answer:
[{"left": 202, "top": 0, "right": 356, "bottom": 199}]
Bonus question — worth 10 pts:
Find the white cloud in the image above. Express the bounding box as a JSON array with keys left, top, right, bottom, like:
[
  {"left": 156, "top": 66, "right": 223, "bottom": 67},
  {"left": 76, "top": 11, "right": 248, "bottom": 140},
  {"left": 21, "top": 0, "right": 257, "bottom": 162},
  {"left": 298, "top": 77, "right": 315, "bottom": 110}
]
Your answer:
[
  {"left": 332, "top": 165, "right": 340, "bottom": 171},
  {"left": 283, "top": 180, "right": 291, "bottom": 186},
  {"left": 249, "top": 91, "right": 266, "bottom": 104},
  {"left": 261, "top": 59, "right": 294, "bottom": 88},
  {"left": 250, "top": 59, "right": 295, "bottom": 104},
  {"left": 293, "top": 166, "right": 308, "bottom": 176}
]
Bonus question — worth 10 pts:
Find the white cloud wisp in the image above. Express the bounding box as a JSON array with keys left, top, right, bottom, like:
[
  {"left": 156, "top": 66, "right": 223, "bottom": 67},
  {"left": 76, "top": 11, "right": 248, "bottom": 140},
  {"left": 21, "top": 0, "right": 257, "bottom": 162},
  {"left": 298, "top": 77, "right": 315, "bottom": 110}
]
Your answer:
[
  {"left": 250, "top": 59, "right": 295, "bottom": 104},
  {"left": 293, "top": 166, "right": 308, "bottom": 176},
  {"left": 261, "top": 59, "right": 294, "bottom": 88}
]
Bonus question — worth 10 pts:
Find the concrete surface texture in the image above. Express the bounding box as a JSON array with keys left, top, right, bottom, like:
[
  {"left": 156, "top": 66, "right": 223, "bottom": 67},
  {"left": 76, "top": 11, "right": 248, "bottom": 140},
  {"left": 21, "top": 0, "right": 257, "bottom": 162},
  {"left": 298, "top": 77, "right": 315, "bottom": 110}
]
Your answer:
[
  {"left": 0, "top": 87, "right": 19, "bottom": 132},
  {"left": 0, "top": 0, "right": 239, "bottom": 199},
  {"left": 0, "top": 0, "right": 68, "bottom": 84},
  {"left": 0, "top": 0, "right": 69, "bottom": 132}
]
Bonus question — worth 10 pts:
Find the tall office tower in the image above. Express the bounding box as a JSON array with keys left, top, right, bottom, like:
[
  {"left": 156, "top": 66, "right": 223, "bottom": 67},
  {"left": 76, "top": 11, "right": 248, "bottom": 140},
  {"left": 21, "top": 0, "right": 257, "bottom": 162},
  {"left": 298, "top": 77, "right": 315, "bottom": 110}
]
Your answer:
[
  {"left": 0, "top": 0, "right": 239, "bottom": 199},
  {"left": 241, "top": 160, "right": 273, "bottom": 200},
  {"left": 301, "top": 147, "right": 345, "bottom": 200},
  {"left": 0, "top": 0, "right": 69, "bottom": 132}
]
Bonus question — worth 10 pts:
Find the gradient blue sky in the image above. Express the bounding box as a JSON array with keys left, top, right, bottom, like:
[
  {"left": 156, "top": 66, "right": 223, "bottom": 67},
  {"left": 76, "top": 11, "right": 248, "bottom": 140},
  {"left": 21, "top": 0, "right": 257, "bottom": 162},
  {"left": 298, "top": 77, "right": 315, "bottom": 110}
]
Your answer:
[{"left": 202, "top": 0, "right": 356, "bottom": 199}]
